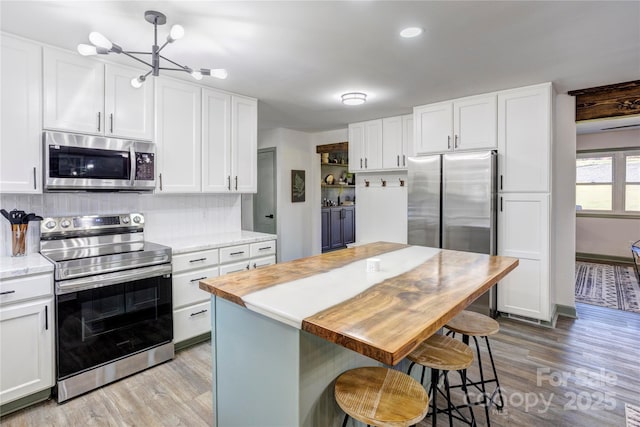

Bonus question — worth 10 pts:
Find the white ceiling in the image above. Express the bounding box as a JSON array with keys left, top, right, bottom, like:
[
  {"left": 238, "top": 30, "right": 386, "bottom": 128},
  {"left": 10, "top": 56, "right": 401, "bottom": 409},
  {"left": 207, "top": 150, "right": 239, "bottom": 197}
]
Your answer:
[{"left": 1, "top": 1, "right": 639, "bottom": 133}]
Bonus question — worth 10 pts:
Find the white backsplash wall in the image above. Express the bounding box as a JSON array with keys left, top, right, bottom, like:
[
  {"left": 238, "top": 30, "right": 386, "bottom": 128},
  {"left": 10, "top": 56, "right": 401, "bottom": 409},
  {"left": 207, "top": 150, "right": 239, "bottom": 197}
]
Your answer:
[{"left": 0, "top": 192, "right": 241, "bottom": 256}]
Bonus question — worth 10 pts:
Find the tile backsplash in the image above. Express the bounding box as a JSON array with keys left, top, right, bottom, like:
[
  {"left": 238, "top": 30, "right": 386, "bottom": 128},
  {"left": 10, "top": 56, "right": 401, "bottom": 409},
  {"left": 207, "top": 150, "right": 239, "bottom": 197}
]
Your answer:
[{"left": 0, "top": 192, "right": 242, "bottom": 256}]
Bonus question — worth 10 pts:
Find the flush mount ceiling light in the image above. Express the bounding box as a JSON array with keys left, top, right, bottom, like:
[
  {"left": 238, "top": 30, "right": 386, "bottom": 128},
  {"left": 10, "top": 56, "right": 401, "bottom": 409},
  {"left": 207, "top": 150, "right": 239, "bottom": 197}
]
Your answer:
[
  {"left": 77, "top": 10, "right": 227, "bottom": 88},
  {"left": 400, "top": 27, "right": 423, "bottom": 38},
  {"left": 341, "top": 92, "right": 367, "bottom": 106}
]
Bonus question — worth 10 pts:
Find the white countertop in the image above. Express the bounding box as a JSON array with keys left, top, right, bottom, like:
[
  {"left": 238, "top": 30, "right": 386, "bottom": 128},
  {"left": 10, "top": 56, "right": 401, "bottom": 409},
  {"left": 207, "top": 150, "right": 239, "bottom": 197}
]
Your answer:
[
  {"left": 153, "top": 230, "right": 277, "bottom": 255},
  {"left": 0, "top": 253, "right": 54, "bottom": 280}
]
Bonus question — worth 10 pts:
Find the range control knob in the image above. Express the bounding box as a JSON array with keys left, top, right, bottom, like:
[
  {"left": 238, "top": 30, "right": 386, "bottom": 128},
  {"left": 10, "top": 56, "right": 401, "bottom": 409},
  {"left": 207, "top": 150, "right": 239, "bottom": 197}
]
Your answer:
[
  {"left": 45, "top": 220, "right": 57, "bottom": 229},
  {"left": 121, "top": 216, "right": 130, "bottom": 224},
  {"left": 132, "top": 215, "right": 142, "bottom": 224},
  {"left": 60, "top": 219, "right": 71, "bottom": 228}
]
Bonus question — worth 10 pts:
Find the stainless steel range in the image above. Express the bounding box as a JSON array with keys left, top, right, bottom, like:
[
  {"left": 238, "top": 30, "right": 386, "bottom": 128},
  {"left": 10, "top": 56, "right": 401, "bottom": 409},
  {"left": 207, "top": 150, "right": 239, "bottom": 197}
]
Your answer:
[{"left": 40, "top": 213, "right": 173, "bottom": 403}]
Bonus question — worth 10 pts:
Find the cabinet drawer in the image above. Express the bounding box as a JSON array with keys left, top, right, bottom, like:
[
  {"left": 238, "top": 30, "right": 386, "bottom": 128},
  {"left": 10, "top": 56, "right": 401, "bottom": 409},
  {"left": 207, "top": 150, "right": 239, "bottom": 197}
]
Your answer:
[
  {"left": 220, "top": 261, "right": 250, "bottom": 275},
  {"left": 172, "top": 249, "right": 219, "bottom": 273},
  {"left": 173, "top": 301, "right": 211, "bottom": 344},
  {"left": 251, "top": 255, "right": 276, "bottom": 270},
  {"left": 249, "top": 240, "right": 276, "bottom": 258},
  {"left": 219, "top": 244, "right": 250, "bottom": 263},
  {"left": 0, "top": 274, "right": 52, "bottom": 306},
  {"left": 173, "top": 267, "right": 219, "bottom": 309}
]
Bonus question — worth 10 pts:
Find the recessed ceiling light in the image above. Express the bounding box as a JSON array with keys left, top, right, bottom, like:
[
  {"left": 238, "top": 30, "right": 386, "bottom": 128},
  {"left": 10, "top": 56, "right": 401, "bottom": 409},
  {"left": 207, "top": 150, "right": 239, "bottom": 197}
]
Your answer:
[
  {"left": 400, "top": 27, "right": 423, "bottom": 38},
  {"left": 341, "top": 92, "right": 367, "bottom": 106}
]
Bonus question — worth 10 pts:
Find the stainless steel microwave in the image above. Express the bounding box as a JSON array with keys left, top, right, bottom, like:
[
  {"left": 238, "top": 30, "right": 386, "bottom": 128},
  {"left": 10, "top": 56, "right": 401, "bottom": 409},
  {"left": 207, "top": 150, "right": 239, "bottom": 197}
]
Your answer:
[{"left": 44, "top": 131, "right": 155, "bottom": 192}]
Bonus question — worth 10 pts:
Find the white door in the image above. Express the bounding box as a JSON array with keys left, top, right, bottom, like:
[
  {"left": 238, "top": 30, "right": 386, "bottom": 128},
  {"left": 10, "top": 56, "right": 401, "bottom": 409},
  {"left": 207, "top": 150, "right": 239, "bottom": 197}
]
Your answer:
[
  {"left": 231, "top": 96, "right": 257, "bottom": 192},
  {"left": 348, "top": 122, "right": 365, "bottom": 172},
  {"left": 413, "top": 101, "right": 452, "bottom": 155},
  {"left": 382, "top": 116, "right": 403, "bottom": 169},
  {"left": 104, "top": 64, "right": 153, "bottom": 140},
  {"left": 0, "top": 298, "right": 54, "bottom": 405},
  {"left": 43, "top": 47, "right": 104, "bottom": 134},
  {"left": 498, "top": 83, "right": 552, "bottom": 193},
  {"left": 0, "top": 35, "right": 42, "bottom": 193},
  {"left": 254, "top": 148, "right": 277, "bottom": 235},
  {"left": 155, "top": 78, "right": 202, "bottom": 193},
  {"left": 202, "top": 89, "right": 232, "bottom": 192},
  {"left": 453, "top": 93, "right": 497, "bottom": 151},
  {"left": 497, "top": 193, "right": 550, "bottom": 321}
]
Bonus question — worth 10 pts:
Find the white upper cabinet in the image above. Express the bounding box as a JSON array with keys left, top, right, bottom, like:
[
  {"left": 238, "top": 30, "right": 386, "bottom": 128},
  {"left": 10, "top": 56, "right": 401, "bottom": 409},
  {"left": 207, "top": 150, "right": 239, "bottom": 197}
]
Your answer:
[
  {"left": 43, "top": 47, "right": 152, "bottom": 140},
  {"left": 202, "top": 89, "right": 232, "bottom": 192},
  {"left": 155, "top": 77, "right": 202, "bottom": 193},
  {"left": 382, "top": 114, "right": 413, "bottom": 169},
  {"left": 497, "top": 83, "right": 552, "bottom": 193},
  {"left": 348, "top": 119, "right": 383, "bottom": 172},
  {"left": 0, "top": 34, "right": 42, "bottom": 193},
  {"left": 231, "top": 96, "right": 258, "bottom": 192},
  {"left": 414, "top": 93, "right": 497, "bottom": 155},
  {"left": 402, "top": 114, "right": 414, "bottom": 161},
  {"left": 104, "top": 64, "right": 154, "bottom": 140}
]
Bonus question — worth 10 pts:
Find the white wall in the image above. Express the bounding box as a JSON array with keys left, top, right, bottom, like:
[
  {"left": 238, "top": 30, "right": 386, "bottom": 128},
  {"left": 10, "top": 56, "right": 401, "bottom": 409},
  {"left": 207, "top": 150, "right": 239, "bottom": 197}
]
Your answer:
[
  {"left": 0, "top": 193, "right": 241, "bottom": 256},
  {"left": 575, "top": 128, "right": 640, "bottom": 259}
]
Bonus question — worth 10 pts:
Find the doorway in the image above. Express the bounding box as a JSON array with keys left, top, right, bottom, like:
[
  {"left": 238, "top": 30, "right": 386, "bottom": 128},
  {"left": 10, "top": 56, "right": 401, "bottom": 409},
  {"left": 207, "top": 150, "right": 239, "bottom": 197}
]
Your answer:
[{"left": 253, "top": 148, "right": 277, "bottom": 235}]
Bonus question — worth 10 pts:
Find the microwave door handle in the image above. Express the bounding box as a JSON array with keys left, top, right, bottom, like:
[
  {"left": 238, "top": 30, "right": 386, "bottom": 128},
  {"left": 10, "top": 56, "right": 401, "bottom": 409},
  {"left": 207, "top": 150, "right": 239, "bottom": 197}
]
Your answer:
[{"left": 130, "top": 146, "right": 136, "bottom": 187}]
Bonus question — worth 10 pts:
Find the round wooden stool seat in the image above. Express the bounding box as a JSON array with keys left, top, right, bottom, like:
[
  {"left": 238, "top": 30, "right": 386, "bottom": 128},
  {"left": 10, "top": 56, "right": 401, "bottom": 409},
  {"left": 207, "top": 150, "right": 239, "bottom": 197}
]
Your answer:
[
  {"left": 407, "top": 334, "right": 473, "bottom": 371},
  {"left": 445, "top": 310, "right": 500, "bottom": 337},
  {"left": 335, "top": 366, "right": 429, "bottom": 427}
]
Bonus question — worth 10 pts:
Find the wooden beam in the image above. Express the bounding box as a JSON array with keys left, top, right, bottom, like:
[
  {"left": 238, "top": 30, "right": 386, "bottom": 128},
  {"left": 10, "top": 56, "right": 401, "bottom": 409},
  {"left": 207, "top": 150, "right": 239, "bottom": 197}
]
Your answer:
[
  {"left": 316, "top": 142, "right": 348, "bottom": 154},
  {"left": 568, "top": 80, "right": 640, "bottom": 121}
]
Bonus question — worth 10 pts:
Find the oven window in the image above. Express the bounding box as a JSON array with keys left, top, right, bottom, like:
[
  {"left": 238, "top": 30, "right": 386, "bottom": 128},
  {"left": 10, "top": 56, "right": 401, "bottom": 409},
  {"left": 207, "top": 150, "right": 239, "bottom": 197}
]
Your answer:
[
  {"left": 49, "top": 145, "right": 130, "bottom": 180},
  {"left": 56, "top": 274, "right": 172, "bottom": 380}
]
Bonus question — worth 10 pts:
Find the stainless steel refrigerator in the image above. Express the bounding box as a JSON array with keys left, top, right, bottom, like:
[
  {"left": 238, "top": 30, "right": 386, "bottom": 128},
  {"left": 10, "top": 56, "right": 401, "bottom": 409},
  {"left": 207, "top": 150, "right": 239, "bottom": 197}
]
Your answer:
[{"left": 408, "top": 150, "right": 498, "bottom": 316}]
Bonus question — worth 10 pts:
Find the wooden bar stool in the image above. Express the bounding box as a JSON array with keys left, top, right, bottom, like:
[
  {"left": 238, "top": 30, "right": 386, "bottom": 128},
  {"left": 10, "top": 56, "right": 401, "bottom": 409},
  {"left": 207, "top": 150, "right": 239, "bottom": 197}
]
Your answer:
[
  {"left": 334, "top": 366, "right": 429, "bottom": 427},
  {"left": 407, "top": 334, "right": 476, "bottom": 427},
  {"left": 445, "top": 310, "right": 504, "bottom": 426}
]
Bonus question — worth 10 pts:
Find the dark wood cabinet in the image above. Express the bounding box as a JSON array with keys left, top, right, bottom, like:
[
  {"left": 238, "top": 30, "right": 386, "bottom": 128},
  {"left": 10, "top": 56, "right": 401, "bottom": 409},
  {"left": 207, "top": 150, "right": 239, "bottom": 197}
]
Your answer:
[{"left": 321, "top": 206, "right": 355, "bottom": 252}]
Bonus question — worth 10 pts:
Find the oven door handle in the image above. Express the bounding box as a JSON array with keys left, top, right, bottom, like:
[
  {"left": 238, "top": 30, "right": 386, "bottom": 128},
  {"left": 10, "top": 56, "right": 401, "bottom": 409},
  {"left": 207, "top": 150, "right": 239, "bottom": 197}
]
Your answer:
[{"left": 56, "top": 264, "right": 172, "bottom": 295}]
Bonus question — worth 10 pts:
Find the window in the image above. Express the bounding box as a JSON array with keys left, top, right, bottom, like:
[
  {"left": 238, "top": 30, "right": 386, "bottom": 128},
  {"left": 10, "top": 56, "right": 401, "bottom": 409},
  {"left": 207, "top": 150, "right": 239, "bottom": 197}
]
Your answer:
[{"left": 576, "top": 149, "right": 640, "bottom": 214}]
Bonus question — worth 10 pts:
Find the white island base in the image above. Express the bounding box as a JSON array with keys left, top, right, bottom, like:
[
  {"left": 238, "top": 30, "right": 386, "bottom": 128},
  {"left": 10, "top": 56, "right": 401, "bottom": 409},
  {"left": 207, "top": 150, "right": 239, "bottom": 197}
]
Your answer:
[{"left": 211, "top": 296, "right": 384, "bottom": 427}]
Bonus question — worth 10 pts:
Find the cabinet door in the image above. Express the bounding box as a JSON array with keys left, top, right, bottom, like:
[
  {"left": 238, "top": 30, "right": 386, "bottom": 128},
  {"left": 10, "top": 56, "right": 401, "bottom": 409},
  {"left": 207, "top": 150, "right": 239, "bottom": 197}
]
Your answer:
[
  {"left": 202, "top": 89, "right": 232, "bottom": 192},
  {"left": 0, "top": 297, "right": 54, "bottom": 405},
  {"left": 43, "top": 48, "right": 104, "bottom": 134},
  {"left": 498, "top": 83, "right": 551, "bottom": 193},
  {"left": 321, "top": 209, "right": 331, "bottom": 252},
  {"left": 342, "top": 207, "right": 355, "bottom": 245},
  {"left": 497, "top": 193, "right": 550, "bottom": 321},
  {"left": 231, "top": 96, "right": 257, "bottom": 192},
  {"left": 155, "top": 78, "right": 202, "bottom": 193},
  {"left": 329, "top": 208, "right": 344, "bottom": 249},
  {"left": 453, "top": 93, "right": 497, "bottom": 151},
  {"left": 348, "top": 122, "right": 365, "bottom": 172},
  {"left": 364, "top": 119, "right": 383, "bottom": 170},
  {"left": 174, "top": 301, "right": 211, "bottom": 344},
  {"left": 382, "top": 116, "right": 403, "bottom": 169},
  {"left": 413, "top": 101, "right": 452, "bottom": 155},
  {"left": 401, "top": 114, "right": 414, "bottom": 165},
  {"left": 104, "top": 64, "right": 153, "bottom": 140},
  {"left": 0, "top": 35, "right": 42, "bottom": 193}
]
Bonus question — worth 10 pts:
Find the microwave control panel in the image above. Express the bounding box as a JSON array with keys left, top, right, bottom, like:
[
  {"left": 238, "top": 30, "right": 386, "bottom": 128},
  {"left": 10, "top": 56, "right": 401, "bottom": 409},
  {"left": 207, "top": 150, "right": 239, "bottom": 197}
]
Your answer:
[{"left": 135, "top": 153, "right": 155, "bottom": 181}]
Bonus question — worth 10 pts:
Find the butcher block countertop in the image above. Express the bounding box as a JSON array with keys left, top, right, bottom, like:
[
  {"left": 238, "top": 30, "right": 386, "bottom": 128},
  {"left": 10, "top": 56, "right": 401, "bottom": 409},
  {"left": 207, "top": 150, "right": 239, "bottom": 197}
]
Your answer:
[{"left": 200, "top": 241, "right": 518, "bottom": 365}]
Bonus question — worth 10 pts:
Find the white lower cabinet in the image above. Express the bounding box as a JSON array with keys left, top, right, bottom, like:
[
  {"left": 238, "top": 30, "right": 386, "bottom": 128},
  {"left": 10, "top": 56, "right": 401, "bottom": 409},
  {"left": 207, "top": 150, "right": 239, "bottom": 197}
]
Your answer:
[
  {"left": 497, "top": 193, "right": 551, "bottom": 321},
  {"left": 171, "top": 249, "right": 219, "bottom": 345},
  {"left": 219, "top": 240, "right": 277, "bottom": 275},
  {"left": 0, "top": 273, "right": 54, "bottom": 406}
]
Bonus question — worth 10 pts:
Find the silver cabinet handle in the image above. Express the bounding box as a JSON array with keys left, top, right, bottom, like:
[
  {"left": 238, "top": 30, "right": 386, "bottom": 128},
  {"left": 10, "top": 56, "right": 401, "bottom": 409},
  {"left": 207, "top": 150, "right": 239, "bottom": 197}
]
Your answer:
[
  {"left": 230, "top": 251, "right": 245, "bottom": 256},
  {"left": 159, "top": 173, "right": 163, "bottom": 191},
  {"left": 397, "top": 155, "right": 400, "bottom": 167},
  {"left": 500, "top": 175, "right": 503, "bottom": 190},
  {"left": 365, "top": 158, "right": 368, "bottom": 168},
  {"left": 45, "top": 305, "right": 48, "bottom": 330},
  {"left": 235, "top": 176, "right": 238, "bottom": 191},
  {"left": 246, "top": 264, "right": 250, "bottom": 270},
  {"left": 253, "top": 263, "right": 257, "bottom": 269},
  {"left": 258, "top": 246, "right": 272, "bottom": 251},
  {"left": 360, "top": 158, "right": 363, "bottom": 168},
  {"left": 447, "top": 135, "right": 451, "bottom": 149},
  {"left": 0, "top": 290, "right": 16, "bottom": 295},
  {"left": 189, "top": 257, "right": 207, "bottom": 263},
  {"left": 500, "top": 196, "right": 503, "bottom": 212},
  {"left": 403, "top": 155, "right": 406, "bottom": 167},
  {"left": 190, "top": 309, "right": 208, "bottom": 317},
  {"left": 227, "top": 176, "right": 231, "bottom": 191},
  {"left": 33, "top": 167, "right": 37, "bottom": 190},
  {"left": 97, "top": 112, "right": 101, "bottom": 132},
  {"left": 189, "top": 277, "right": 208, "bottom": 283},
  {"left": 455, "top": 134, "right": 458, "bottom": 149},
  {"left": 110, "top": 113, "right": 114, "bottom": 133}
]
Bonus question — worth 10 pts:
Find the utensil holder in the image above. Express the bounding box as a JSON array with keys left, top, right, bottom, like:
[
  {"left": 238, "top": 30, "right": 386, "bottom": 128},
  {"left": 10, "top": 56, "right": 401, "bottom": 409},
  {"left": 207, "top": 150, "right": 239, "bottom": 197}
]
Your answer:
[{"left": 11, "top": 223, "right": 27, "bottom": 256}]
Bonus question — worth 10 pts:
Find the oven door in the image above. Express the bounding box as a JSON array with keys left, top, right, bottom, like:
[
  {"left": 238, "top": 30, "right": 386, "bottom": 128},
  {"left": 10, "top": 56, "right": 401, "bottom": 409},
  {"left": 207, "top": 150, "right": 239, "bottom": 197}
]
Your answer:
[{"left": 55, "top": 265, "right": 172, "bottom": 380}]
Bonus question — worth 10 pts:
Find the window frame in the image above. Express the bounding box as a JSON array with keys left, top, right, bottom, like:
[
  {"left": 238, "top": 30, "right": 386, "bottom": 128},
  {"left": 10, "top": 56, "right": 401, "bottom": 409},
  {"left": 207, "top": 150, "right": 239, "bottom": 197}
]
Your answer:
[{"left": 576, "top": 147, "right": 640, "bottom": 217}]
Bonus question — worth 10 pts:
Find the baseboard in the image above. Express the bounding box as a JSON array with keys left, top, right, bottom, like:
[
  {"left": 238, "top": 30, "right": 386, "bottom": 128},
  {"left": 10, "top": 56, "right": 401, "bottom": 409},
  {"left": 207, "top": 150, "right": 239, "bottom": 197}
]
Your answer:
[
  {"left": 576, "top": 252, "right": 634, "bottom": 266},
  {"left": 498, "top": 312, "right": 555, "bottom": 328},
  {"left": 556, "top": 304, "right": 578, "bottom": 319},
  {"left": 0, "top": 388, "right": 51, "bottom": 417},
  {"left": 174, "top": 332, "right": 211, "bottom": 352}
]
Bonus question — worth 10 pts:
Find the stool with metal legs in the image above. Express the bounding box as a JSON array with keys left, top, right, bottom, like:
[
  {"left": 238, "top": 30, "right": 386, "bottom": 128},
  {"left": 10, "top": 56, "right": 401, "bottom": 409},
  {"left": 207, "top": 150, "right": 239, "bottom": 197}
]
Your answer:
[
  {"left": 407, "top": 334, "right": 476, "bottom": 427},
  {"left": 334, "top": 366, "right": 429, "bottom": 427},
  {"left": 445, "top": 310, "right": 504, "bottom": 426}
]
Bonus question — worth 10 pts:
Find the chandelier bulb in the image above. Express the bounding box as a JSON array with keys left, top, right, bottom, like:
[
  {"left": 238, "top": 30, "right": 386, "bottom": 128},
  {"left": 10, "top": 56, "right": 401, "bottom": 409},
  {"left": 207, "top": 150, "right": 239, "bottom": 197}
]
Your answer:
[
  {"left": 209, "top": 69, "right": 228, "bottom": 80},
  {"left": 130, "top": 76, "right": 145, "bottom": 89},
  {"left": 191, "top": 71, "right": 203, "bottom": 81},
  {"left": 168, "top": 25, "right": 185, "bottom": 43},
  {"left": 77, "top": 44, "right": 98, "bottom": 56},
  {"left": 89, "top": 32, "right": 113, "bottom": 50}
]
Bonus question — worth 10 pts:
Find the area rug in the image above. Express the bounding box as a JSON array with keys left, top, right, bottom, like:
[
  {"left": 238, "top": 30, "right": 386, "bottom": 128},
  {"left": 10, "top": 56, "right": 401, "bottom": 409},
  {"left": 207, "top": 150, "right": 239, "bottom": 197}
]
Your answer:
[
  {"left": 575, "top": 261, "right": 640, "bottom": 314},
  {"left": 627, "top": 403, "right": 640, "bottom": 427}
]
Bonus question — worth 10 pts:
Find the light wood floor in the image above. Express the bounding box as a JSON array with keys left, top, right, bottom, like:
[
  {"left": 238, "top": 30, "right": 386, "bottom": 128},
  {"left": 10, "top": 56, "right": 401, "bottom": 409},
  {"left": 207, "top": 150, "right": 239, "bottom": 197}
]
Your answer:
[{"left": 2, "top": 303, "right": 639, "bottom": 426}]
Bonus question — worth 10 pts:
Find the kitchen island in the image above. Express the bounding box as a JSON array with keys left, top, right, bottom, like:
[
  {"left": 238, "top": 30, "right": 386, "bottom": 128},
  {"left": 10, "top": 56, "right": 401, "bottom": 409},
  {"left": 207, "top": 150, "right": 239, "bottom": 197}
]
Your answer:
[{"left": 200, "top": 242, "right": 518, "bottom": 426}]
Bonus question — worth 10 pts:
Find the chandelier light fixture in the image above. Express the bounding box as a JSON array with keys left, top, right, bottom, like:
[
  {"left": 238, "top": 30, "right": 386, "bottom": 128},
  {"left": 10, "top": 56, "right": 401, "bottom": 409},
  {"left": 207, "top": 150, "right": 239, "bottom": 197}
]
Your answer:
[
  {"left": 77, "top": 10, "right": 227, "bottom": 88},
  {"left": 341, "top": 92, "right": 367, "bottom": 106}
]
